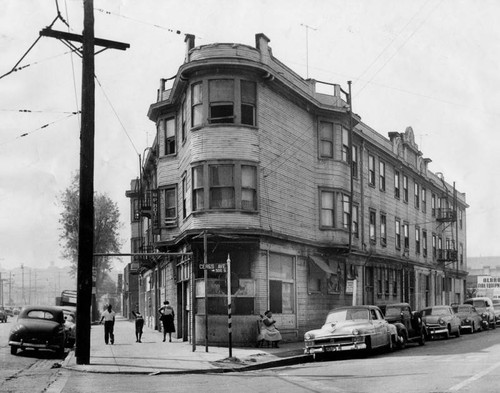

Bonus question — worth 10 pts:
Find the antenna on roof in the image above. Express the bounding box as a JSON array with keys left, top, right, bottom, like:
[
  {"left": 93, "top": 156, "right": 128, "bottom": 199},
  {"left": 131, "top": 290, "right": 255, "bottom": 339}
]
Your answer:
[{"left": 300, "top": 23, "right": 317, "bottom": 79}]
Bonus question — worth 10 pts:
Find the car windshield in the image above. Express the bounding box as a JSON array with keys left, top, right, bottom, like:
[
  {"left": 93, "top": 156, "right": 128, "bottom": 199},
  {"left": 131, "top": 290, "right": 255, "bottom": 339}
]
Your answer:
[
  {"left": 325, "top": 308, "right": 370, "bottom": 323},
  {"left": 456, "top": 306, "right": 472, "bottom": 313},
  {"left": 465, "top": 300, "right": 487, "bottom": 308},
  {"left": 421, "top": 308, "right": 449, "bottom": 316},
  {"left": 384, "top": 307, "right": 401, "bottom": 317}
]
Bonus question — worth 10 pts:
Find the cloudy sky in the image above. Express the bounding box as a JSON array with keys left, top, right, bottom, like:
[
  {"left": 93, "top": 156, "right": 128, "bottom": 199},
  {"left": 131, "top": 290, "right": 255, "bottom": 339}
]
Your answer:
[{"left": 0, "top": 0, "right": 499, "bottom": 272}]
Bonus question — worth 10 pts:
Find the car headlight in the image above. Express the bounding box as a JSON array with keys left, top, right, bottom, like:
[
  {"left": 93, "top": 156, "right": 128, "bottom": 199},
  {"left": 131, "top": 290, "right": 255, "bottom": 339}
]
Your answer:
[
  {"left": 438, "top": 318, "right": 445, "bottom": 325},
  {"left": 482, "top": 313, "right": 488, "bottom": 318},
  {"left": 352, "top": 328, "right": 359, "bottom": 335},
  {"left": 464, "top": 318, "right": 470, "bottom": 323},
  {"left": 304, "top": 333, "right": 312, "bottom": 340}
]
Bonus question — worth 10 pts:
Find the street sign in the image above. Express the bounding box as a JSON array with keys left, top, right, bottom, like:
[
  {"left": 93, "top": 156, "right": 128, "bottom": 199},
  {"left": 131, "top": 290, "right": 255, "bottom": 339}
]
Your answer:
[{"left": 199, "top": 263, "right": 227, "bottom": 273}]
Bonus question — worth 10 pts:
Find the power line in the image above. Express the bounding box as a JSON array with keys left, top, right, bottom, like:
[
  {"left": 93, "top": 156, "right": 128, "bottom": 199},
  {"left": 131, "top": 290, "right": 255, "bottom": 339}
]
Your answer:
[
  {"left": 0, "top": 109, "right": 79, "bottom": 114},
  {"left": 357, "top": 0, "right": 444, "bottom": 96},
  {"left": 0, "top": 2, "right": 70, "bottom": 81},
  {"left": 94, "top": 75, "right": 139, "bottom": 156},
  {"left": 0, "top": 112, "right": 80, "bottom": 146}
]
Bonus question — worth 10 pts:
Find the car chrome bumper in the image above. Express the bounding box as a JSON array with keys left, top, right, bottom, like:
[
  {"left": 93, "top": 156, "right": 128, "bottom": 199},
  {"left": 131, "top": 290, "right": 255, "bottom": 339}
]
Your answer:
[
  {"left": 305, "top": 342, "right": 367, "bottom": 354},
  {"left": 426, "top": 327, "right": 448, "bottom": 335},
  {"left": 9, "top": 340, "right": 61, "bottom": 351}
]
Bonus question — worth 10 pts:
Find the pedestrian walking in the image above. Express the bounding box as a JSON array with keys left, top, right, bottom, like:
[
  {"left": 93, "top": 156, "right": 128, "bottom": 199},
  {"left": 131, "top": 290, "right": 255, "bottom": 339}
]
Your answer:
[
  {"left": 158, "top": 301, "right": 175, "bottom": 342},
  {"left": 132, "top": 307, "right": 144, "bottom": 343},
  {"left": 99, "top": 304, "right": 116, "bottom": 345}
]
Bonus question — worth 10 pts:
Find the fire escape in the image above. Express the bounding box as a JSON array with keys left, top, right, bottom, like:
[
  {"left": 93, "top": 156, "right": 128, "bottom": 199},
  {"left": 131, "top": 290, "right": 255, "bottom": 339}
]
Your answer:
[{"left": 435, "top": 173, "right": 458, "bottom": 266}]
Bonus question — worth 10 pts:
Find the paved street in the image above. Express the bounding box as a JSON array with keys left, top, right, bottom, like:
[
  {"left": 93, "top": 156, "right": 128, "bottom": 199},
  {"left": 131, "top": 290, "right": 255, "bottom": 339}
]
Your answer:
[{"left": 2, "top": 313, "right": 500, "bottom": 392}]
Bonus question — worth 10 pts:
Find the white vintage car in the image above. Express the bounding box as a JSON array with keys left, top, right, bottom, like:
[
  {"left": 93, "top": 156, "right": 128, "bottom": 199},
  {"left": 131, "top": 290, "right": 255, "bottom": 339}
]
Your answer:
[{"left": 304, "top": 305, "right": 396, "bottom": 357}]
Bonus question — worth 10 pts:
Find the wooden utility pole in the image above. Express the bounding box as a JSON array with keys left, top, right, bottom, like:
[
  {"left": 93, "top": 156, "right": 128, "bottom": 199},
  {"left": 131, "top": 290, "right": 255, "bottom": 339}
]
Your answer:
[
  {"left": 75, "top": 0, "right": 95, "bottom": 365},
  {"left": 40, "top": 0, "right": 128, "bottom": 365}
]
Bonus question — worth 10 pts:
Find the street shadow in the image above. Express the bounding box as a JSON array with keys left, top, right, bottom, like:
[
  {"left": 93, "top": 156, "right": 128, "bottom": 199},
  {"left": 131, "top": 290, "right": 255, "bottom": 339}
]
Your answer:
[{"left": 12, "top": 348, "right": 68, "bottom": 360}]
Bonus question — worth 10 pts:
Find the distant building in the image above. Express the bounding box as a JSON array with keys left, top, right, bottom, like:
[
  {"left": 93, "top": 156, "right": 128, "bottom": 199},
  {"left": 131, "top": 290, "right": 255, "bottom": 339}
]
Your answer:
[
  {"left": 126, "top": 33, "right": 468, "bottom": 345},
  {"left": 466, "top": 258, "right": 500, "bottom": 300}
]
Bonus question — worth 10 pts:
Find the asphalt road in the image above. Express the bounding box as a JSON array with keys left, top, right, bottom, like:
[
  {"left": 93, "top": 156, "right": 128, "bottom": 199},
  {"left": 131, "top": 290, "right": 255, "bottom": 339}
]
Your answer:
[{"left": 1, "top": 316, "right": 500, "bottom": 393}]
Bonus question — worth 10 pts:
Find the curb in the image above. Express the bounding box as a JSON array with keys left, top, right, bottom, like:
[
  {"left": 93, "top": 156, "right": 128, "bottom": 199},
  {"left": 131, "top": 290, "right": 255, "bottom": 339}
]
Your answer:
[{"left": 61, "top": 352, "right": 313, "bottom": 375}]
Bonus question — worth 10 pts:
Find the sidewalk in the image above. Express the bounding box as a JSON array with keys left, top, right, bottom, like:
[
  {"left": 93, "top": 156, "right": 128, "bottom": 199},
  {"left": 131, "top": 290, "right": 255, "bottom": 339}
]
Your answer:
[{"left": 63, "top": 316, "right": 312, "bottom": 374}]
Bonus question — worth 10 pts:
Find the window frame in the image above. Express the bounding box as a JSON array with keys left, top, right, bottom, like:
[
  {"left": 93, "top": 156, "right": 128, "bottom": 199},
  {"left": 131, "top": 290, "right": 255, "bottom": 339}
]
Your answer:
[
  {"left": 380, "top": 213, "right": 387, "bottom": 246},
  {"left": 191, "top": 161, "right": 259, "bottom": 213},
  {"left": 379, "top": 161, "right": 386, "bottom": 191},
  {"left": 320, "top": 189, "right": 335, "bottom": 228},
  {"left": 342, "top": 127, "right": 349, "bottom": 162},
  {"left": 394, "top": 170, "right": 400, "bottom": 199},
  {"left": 352, "top": 145, "right": 359, "bottom": 178},
  {"left": 368, "top": 155, "right": 376, "bottom": 186},
  {"left": 369, "top": 209, "right": 376, "bottom": 244},
  {"left": 395, "top": 219, "right": 401, "bottom": 250},
  {"left": 319, "top": 121, "right": 334, "bottom": 159},
  {"left": 163, "top": 186, "right": 177, "bottom": 227},
  {"left": 403, "top": 175, "right": 409, "bottom": 203}
]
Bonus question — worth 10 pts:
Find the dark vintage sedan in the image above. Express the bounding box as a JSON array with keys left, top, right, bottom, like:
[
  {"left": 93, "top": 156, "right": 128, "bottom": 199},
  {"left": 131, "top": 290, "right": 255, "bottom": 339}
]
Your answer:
[
  {"left": 421, "top": 305, "right": 461, "bottom": 339},
  {"left": 9, "top": 306, "right": 66, "bottom": 356},
  {"left": 452, "top": 304, "right": 483, "bottom": 333}
]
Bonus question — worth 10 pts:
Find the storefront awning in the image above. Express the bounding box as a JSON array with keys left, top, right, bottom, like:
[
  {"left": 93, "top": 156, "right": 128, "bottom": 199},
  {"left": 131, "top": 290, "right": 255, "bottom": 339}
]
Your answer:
[{"left": 309, "top": 256, "right": 336, "bottom": 275}]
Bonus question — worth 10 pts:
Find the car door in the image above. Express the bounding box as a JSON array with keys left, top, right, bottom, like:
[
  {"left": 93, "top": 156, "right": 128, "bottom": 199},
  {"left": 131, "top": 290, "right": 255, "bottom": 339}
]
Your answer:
[{"left": 371, "top": 309, "right": 387, "bottom": 347}]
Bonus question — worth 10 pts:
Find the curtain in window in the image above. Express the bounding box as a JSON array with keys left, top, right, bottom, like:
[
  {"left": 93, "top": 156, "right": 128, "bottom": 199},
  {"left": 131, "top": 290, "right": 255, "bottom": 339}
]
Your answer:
[
  {"left": 241, "top": 165, "right": 256, "bottom": 210},
  {"left": 210, "top": 165, "right": 234, "bottom": 208},
  {"left": 320, "top": 122, "right": 333, "bottom": 157},
  {"left": 193, "top": 166, "right": 204, "bottom": 210}
]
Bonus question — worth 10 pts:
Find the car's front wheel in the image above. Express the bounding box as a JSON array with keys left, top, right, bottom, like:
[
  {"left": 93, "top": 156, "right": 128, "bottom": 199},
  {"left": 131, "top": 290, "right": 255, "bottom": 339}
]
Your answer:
[
  {"left": 10, "top": 346, "right": 17, "bottom": 355},
  {"left": 418, "top": 330, "right": 426, "bottom": 346},
  {"left": 397, "top": 331, "right": 407, "bottom": 349},
  {"left": 455, "top": 326, "right": 461, "bottom": 338}
]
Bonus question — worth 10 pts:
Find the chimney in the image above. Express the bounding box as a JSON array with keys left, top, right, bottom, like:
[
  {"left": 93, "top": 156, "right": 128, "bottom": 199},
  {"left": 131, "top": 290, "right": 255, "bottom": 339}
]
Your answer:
[
  {"left": 184, "top": 34, "right": 196, "bottom": 62},
  {"left": 255, "top": 33, "right": 270, "bottom": 52}
]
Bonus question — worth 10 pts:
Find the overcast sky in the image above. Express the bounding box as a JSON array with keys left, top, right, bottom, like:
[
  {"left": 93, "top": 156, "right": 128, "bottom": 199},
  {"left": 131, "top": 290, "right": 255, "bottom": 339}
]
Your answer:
[{"left": 0, "top": 0, "right": 499, "bottom": 272}]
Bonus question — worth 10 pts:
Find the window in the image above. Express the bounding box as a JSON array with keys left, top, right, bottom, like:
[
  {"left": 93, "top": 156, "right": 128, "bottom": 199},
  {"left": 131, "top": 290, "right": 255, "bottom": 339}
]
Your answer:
[
  {"left": 164, "top": 187, "right": 177, "bottom": 226},
  {"left": 394, "top": 170, "right": 400, "bottom": 199},
  {"left": 342, "top": 127, "right": 349, "bottom": 162},
  {"left": 209, "top": 79, "right": 234, "bottom": 123},
  {"left": 352, "top": 145, "right": 359, "bottom": 178},
  {"left": 193, "top": 166, "right": 204, "bottom": 211},
  {"left": 182, "top": 176, "right": 187, "bottom": 219},
  {"left": 415, "top": 227, "right": 420, "bottom": 254},
  {"left": 181, "top": 99, "right": 187, "bottom": 142},
  {"left": 191, "top": 82, "right": 203, "bottom": 127},
  {"left": 414, "top": 182, "right": 420, "bottom": 209},
  {"left": 319, "top": 122, "right": 334, "bottom": 158},
  {"left": 380, "top": 213, "right": 387, "bottom": 246},
  {"left": 432, "top": 234, "right": 437, "bottom": 258},
  {"left": 209, "top": 164, "right": 235, "bottom": 208},
  {"left": 379, "top": 161, "right": 386, "bottom": 191},
  {"left": 241, "top": 165, "right": 257, "bottom": 210},
  {"left": 342, "top": 194, "right": 350, "bottom": 230},
  {"left": 459, "top": 209, "right": 463, "bottom": 229},
  {"left": 132, "top": 199, "right": 140, "bottom": 221},
  {"left": 403, "top": 222, "right": 409, "bottom": 250},
  {"left": 269, "top": 253, "right": 295, "bottom": 314},
  {"left": 403, "top": 175, "right": 408, "bottom": 202},
  {"left": 460, "top": 243, "right": 464, "bottom": 265},
  {"left": 395, "top": 219, "right": 401, "bottom": 249},
  {"left": 431, "top": 193, "right": 436, "bottom": 217},
  {"left": 369, "top": 210, "right": 376, "bottom": 244},
  {"left": 241, "top": 80, "right": 256, "bottom": 126},
  {"left": 422, "top": 187, "right": 427, "bottom": 213},
  {"left": 164, "top": 117, "right": 176, "bottom": 155},
  {"left": 423, "top": 230, "right": 428, "bottom": 257},
  {"left": 308, "top": 259, "right": 323, "bottom": 292},
  {"left": 352, "top": 204, "right": 359, "bottom": 237},
  {"left": 193, "top": 162, "right": 257, "bottom": 212},
  {"left": 320, "top": 190, "right": 335, "bottom": 227},
  {"left": 368, "top": 155, "right": 375, "bottom": 186}
]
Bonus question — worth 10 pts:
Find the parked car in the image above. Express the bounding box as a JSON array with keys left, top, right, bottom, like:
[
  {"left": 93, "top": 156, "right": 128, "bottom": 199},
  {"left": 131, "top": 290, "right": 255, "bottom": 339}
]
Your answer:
[
  {"left": 493, "top": 304, "right": 500, "bottom": 326},
  {"left": 382, "top": 303, "right": 426, "bottom": 347},
  {"left": 4, "top": 307, "right": 14, "bottom": 317},
  {"left": 9, "top": 306, "right": 66, "bottom": 356},
  {"left": 304, "top": 305, "right": 395, "bottom": 357},
  {"left": 464, "top": 297, "right": 496, "bottom": 330},
  {"left": 56, "top": 306, "right": 76, "bottom": 347},
  {"left": 12, "top": 307, "right": 20, "bottom": 315},
  {"left": 452, "top": 304, "right": 482, "bottom": 333},
  {"left": 420, "top": 305, "right": 461, "bottom": 339},
  {"left": 0, "top": 308, "right": 7, "bottom": 323}
]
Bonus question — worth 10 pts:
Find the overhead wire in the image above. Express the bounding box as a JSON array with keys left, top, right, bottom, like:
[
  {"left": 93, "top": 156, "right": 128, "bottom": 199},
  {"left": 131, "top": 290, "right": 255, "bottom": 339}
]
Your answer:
[
  {"left": 0, "top": 0, "right": 69, "bottom": 81},
  {"left": 0, "top": 111, "right": 80, "bottom": 147},
  {"left": 64, "top": 0, "right": 81, "bottom": 123},
  {"left": 94, "top": 75, "right": 140, "bottom": 156},
  {"left": 356, "top": 0, "right": 444, "bottom": 97}
]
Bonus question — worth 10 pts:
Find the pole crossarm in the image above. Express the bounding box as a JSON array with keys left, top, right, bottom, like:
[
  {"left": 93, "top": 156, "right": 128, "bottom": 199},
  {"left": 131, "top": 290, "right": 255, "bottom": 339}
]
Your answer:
[{"left": 39, "top": 28, "right": 130, "bottom": 52}]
